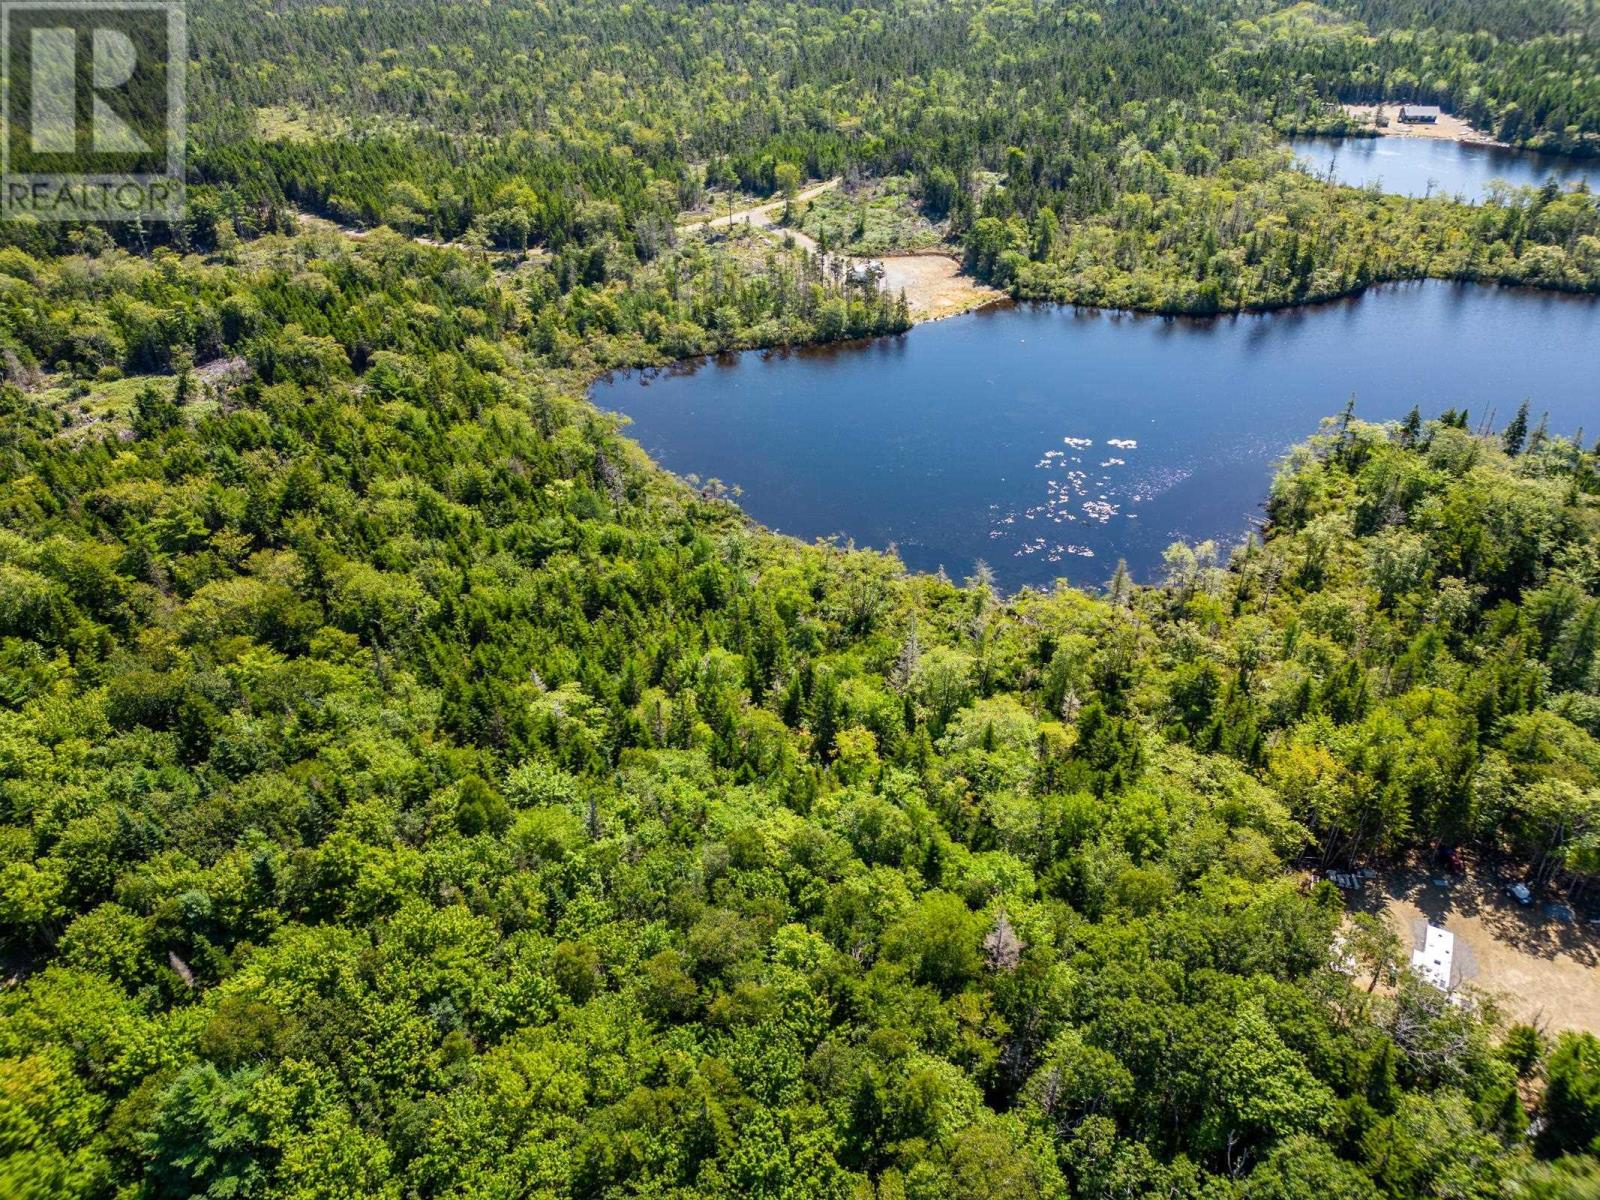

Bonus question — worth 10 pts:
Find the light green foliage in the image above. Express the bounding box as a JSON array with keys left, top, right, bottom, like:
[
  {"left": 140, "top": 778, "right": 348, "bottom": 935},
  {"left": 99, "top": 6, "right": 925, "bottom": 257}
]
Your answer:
[
  {"left": 798, "top": 177, "right": 948, "bottom": 256},
  {"left": 2, "top": 230, "right": 1595, "bottom": 1196},
  {"left": 0, "top": 1, "right": 1598, "bottom": 1195},
  {"left": 1214, "top": 1001, "right": 1336, "bottom": 1141}
]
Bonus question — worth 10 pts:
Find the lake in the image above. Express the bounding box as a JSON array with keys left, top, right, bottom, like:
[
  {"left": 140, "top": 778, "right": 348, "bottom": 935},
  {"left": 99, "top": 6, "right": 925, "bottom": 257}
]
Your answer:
[
  {"left": 593, "top": 283, "right": 1600, "bottom": 591},
  {"left": 1289, "top": 135, "right": 1600, "bottom": 202}
]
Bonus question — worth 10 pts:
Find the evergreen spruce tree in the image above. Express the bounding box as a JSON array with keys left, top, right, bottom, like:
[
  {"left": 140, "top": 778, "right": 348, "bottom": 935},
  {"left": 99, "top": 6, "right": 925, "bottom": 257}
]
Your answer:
[{"left": 1502, "top": 399, "right": 1530, "bottom": 455}]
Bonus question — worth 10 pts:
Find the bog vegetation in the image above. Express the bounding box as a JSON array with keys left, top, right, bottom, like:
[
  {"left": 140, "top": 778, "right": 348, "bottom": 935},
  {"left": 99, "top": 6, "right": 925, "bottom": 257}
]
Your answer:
[{"left": 2, "top": 1, "right": 1600, "bottom": 1198}]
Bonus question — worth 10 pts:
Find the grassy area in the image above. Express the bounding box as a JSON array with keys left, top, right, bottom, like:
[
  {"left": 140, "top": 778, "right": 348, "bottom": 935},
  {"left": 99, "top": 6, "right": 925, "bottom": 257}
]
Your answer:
[
  {"left": 794, "top": 175, "right": 948, "bottom": 254},
  {"left": 37, "top": 373, "right": 163, "bottom": 437},
  {"left": 254, "top": 105, "right": 351, "bottom": 143},
  {"left": 677, "top": 186, "right": 771, "bottom": 223},
  {"left": 34, "top": 372, "right": 222, "bottom": 442}
]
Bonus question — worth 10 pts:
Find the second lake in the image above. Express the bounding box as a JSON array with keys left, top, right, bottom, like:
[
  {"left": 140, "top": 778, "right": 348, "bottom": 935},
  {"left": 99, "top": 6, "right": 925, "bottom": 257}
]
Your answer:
[
  {"left": 592, "top": 282, "right": 1600, "bottom": 591},
  {"left": 1288, "top": 134, "right": 1600, "bottom": 202}
]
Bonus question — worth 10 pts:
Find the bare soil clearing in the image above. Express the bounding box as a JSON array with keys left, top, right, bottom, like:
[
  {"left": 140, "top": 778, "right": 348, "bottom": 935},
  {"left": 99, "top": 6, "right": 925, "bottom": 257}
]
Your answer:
[
  {"left": 1353, "top": 861, "right": 1600, "bottom": 1035},
  {"left": 1341, "top": 103, "right": 1504, "bottom": 147},
  {"left": 878, "top": 253, "right": 1004, "bottom": 321}
]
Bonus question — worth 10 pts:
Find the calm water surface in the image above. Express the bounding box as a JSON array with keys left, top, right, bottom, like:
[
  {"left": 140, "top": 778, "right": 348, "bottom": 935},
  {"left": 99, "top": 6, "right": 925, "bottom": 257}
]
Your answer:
[
  {"left": 593, "top": 283, "right": 1600, "bottom": 590},
  {"left": 1289, "top": 135, "right": 1600, "bottom": 202}
]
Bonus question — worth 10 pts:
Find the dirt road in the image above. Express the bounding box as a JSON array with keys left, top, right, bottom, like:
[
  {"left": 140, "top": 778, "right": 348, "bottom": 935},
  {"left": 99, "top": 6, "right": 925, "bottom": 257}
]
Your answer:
[{"left": 687, "top": 179, "right": 839, "bottom": 250}]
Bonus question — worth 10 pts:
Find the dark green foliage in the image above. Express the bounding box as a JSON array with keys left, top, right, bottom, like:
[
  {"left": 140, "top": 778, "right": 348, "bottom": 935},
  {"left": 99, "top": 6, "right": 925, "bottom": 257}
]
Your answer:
[
  {"left": 455, "top": 775, "right": 511, "bottom": 836},
  {"left": 1505, "top": 400, "right": 1532, "bottom": 455},
  {"left": 1541, "top": 1033, "right": 1600, "bottom": 1157}
]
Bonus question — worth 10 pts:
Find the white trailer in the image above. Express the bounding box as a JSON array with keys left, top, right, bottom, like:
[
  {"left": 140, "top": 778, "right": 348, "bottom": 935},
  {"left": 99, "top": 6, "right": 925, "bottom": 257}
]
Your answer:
[{"left": 1410, "top": 922, "right": 1454, "bottom": 991}]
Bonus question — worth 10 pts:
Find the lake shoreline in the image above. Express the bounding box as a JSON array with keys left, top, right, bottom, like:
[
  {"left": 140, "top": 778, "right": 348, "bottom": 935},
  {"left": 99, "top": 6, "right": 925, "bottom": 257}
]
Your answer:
[
  {"left": 1338, "top": 102, "right": 1507, "bottom": 149},
  {"left": 1289, "top": 129, "right": 1600, "bottom": 209},
  {"left": 592, "top": 279, "right": 1600, "bottom": 591},
  {"left": 591, "top": 276, "right": 1600, "bottom": 392}
]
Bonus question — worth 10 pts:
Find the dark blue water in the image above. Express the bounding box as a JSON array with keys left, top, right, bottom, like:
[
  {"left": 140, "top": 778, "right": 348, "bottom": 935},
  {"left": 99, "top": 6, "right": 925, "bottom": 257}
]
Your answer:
[
  {"left": 593, "top": 283, "right": 1600, "bottom": 589},
  {"left": 1289, "top": 135, "right": 1600, "bottom": 202}
]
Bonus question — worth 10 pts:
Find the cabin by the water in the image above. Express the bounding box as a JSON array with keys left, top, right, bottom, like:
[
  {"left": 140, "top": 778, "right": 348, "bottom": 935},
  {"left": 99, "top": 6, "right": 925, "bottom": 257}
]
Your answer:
[{"left": 1398, "top": 104, "right": 1442, "bottom": 124}]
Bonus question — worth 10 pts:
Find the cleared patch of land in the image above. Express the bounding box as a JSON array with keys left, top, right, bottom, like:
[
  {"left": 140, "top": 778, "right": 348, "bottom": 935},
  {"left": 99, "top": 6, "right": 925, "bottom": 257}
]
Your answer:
[
  {"left": 32, "top": 364, "right": 244, "bottom": 444},
  {"left": 878, "top": 253, "right": 1003, "bottom": 321},
  {"left": 797, "top": 175, "right": 947, "bottom": 255},
  {"left": 35, "top": 373, "right": 171, "bottom": 443},
  {"left": 1353, "top": 861, "right": 1600, "bottom": 1035},
  {"left": 254, "top": 105, "right": 356, "bottom": 143},
  {"left": 1341, "top": 103, "right": 1503, "bottom": 147}
]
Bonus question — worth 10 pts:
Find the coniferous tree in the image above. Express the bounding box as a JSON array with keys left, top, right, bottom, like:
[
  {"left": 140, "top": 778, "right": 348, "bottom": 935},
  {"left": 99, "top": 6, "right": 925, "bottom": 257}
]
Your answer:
[{"left": 1503, "top": 399, "right": 1531, "bottom": 455}]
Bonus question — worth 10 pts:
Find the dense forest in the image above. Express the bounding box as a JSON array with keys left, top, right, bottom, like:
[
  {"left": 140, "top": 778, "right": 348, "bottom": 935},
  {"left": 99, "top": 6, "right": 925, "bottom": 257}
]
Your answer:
[
  {"left": 3, "top": 0, "right": 1596, "bottom": 315},
  {"left": 4, "top": 0, "right": 1600, "bottom": 1197}
]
